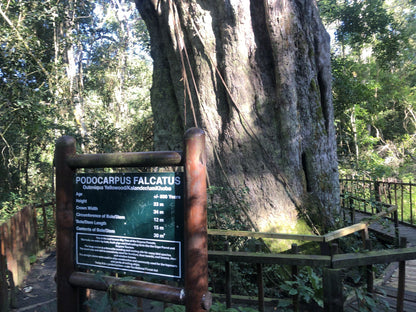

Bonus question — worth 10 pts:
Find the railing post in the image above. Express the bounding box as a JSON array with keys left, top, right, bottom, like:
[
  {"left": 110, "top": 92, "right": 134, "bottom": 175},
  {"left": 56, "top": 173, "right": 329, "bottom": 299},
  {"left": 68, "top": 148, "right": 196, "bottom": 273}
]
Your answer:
[
  {"left": 256, "top": 242, "right": 264, "bottom": 312},
  {"left": 349, "top": 196, "right": 355, "bottom": 223},
  {"left": 41, "top": 200, "right": 49, "bottom": 247},
  {"left": 0, "top": 239, "right": 8, "bottom": 312},
  {"left": 53, "top": 199, "right": 56, "bottom": 225},
  {"left": 225, "top": 241, "right": 232, "bottom": 309},
  {"left": 291, "top": 243, "right": 299, "bottom": 312},
  {"left": 397, "top": 237, "right": 407, "bottom": 312},
  {"left": 184, "top": 128, "right": 210, "bottom": 312},
  {"left": 400, "top": 184, "right": 404, "bottom": 223},
  {"left": 365, "top": 239, "right": 374, "bottom": 294},
  {"left": 320, "top": 241, "right": 330, "bottom": 256},
  {"left": 31, "top": 204, "right": 39, "bottom": 252},
  {"left": 394, "top": 210, "right": 400, "bottom": 247},
  {"left": 360, "top": 227, "right": 369, "bottom": 248},
  {"left": 323, "top": 268, "right": 343, "bottom": 312},
  {"left": 374, "top": 180, "right": 381, "bottom": 203},
  {"left": 410, "top": 182, "right": 413, "bottom": 225},
  {"left": 55, "top": 136, "right": 83, "bottom": 312},
  {"left": 324, "top": 243, "right": 343, "bottom": 312}
]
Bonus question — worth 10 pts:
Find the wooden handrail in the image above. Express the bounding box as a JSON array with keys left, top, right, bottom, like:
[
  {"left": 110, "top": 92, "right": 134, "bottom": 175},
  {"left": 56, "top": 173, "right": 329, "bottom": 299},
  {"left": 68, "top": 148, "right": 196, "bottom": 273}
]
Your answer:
[
  {"left": 208, "top": 245, "right": 414, "bottom": 310},
  {"left": 323, "top": 222, "right": 367, "bottom": 242},
  {"left": 362, "top": 203, "right": 398, "bottom": 223},
  {"left": 208, "top": 202, "right": 396, "bottom": 244},
  {"left": 207, "top": 197, "right": 403, "bottom": 310},
  {"left": 208, "top": 250, "right": 331, "bottom": 267},
  {"left": 331, "top": 246, "right": 416, "bottom": 269},
  {"left": 207, "top": 229, "right": 324, "bottom": 242},
  {"left": 209, "top": 246, "right": 416, "bottom": 269},
  {"left": 209, "top": 197, "right": 397, "bottom": 245}
]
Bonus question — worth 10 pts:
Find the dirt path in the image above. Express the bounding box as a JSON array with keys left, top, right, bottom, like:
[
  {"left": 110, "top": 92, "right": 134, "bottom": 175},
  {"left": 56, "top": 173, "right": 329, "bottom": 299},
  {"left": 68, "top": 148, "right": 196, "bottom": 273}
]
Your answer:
[
  {"left": 10, "top": 250, "right": 165, "bottom": 312},
  {"left": 11, "top": 250, "right": 57, "bottom": 312}
]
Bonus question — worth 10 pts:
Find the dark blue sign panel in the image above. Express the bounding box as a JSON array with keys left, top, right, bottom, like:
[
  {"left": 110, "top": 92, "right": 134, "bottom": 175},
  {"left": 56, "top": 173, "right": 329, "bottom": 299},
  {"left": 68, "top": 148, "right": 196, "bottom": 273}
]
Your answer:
[{"left": 73, "top": 172, "right": 184, "bottom": 280}]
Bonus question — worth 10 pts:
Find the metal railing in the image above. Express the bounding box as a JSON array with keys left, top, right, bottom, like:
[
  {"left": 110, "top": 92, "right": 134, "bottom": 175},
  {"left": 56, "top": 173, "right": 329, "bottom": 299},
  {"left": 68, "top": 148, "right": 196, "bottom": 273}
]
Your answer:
[{"left": 340, "top": 175, "right": 416, "bottom": 226}]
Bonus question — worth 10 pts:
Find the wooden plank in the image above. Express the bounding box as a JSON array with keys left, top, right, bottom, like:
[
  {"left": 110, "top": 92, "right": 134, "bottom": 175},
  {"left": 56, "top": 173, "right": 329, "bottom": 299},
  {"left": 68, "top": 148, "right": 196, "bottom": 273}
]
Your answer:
[
  {"left": 323, "top": 268, "right": 343, "bottom": 311},
  {"left": 0, "top": 240, "right": 8, "bottom": 312},
  {"left": 208, "top": 250, "right": 331, "bottom": 267},
  {"left": 212, "top": 293, "right": 279, "bottom": 305},
  {"left": 0, "top": 206, "right": 38, "bottom": 286},
  {"left": 332, "top": 247, "right": 416, "bottom": 268},
  {"left": 207, "top": 229, "right": 324, "bottom": 242},
  {"left": 371, "top": 205, "right": 398, "bottom": 220},
  {"left": 389, "top": 280, "right": 416, "bottom": 290},
  {"left": 397, "top": 258, "right": 406, "bottom": 311},
  {"left": 69, "top": 272, "right": 185, "bottom": 304},
  {"left": 383, "top": 298, "right": 416, "bottom": 311},
  {"left": 376, "top": 286, "right": 416, "bottom": 302},
  {"left": 323, "top": 223, "right": 367, "bottom": 242},
  {"left": 346, "top": 293, "right": 416, "bottom": 312}
]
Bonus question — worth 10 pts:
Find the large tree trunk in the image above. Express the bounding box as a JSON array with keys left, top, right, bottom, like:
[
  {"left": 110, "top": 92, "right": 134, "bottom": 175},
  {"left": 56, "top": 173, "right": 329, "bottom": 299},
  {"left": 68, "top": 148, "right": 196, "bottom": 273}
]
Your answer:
[{"left": 135, "top": 0, "right": 340, "bottom": 236}]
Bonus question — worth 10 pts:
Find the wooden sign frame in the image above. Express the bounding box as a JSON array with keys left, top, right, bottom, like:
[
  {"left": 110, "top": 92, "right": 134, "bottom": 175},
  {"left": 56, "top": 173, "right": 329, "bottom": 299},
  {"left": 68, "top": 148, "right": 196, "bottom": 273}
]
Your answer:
[{"left": 55, "top": 128, "right": 210, "bottom": 312}]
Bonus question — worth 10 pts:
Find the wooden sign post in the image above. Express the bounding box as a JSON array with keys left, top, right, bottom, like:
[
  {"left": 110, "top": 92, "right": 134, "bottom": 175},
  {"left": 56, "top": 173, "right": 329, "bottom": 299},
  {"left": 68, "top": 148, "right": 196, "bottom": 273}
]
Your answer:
[{"left": 55, "top": 128, "right": 210, "bottom": 312}]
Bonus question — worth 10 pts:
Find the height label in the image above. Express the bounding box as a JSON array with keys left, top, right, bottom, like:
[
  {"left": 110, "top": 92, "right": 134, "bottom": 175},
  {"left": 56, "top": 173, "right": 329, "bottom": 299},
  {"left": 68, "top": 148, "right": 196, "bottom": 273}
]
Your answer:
[{"left": 73, "top": 172, "right": 184, "bottom": 280}]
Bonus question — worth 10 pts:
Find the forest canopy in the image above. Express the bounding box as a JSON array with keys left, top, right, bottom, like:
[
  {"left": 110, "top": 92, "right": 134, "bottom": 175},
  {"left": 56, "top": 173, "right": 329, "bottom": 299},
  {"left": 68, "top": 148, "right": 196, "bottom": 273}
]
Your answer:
[
  {"left": 318, "top": 0, "right": 416, "bottom": 178},
  {"left": 0, "top": 0, "right": 153, "bottom": 214}
]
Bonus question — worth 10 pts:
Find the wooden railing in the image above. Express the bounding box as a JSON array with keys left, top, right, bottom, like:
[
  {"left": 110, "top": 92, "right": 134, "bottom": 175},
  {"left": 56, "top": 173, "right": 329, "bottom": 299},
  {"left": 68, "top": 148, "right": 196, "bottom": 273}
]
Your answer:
[
  {"left": 1, "top": 186, "right": 410, "bottom": 311},
  {"left": 0, "top": 239, "right": 8, "bottom": 311},
  {"left": 341, "top": 194, "right": 400, "bottom": 240},
  {"left": 32, "top": 200, "right": 56, "bottom": 248},
  {"left": 340, "top": 176, "right": 416, "bottom": 226},
  {"left": 0, "top": 200, "right": 55, "bottom": 311},
  {"left": 207, "top": 202, "right": 410, "bottom": 311}
]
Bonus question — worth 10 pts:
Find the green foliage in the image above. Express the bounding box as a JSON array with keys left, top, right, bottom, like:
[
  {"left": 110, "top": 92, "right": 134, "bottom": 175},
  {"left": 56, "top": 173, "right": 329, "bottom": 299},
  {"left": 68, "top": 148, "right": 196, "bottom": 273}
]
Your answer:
[
  {"left": 278, "top": 267, "right": 324, "bottom": 309},
  {"left": 207, "top": 186, "right": 255, "bottom": 229},
  {"left": 164, "top": 305, "right": 185, "bottom": 312},
  {"left": 83, "top": 272, "right": 136, "bottom": 312},
  {"left": 29, "top": 254, "right": 37, "bottom": 264},
  {"left": 344, "top": 280, "right": 390, "bottom": 311},
  {"left": 207, "top": 186, "right": 326, "bottom": 310},
  {"left": 0, "top": 0, "right": 153, "bottom": 211},
  {"left": 207, "top": 186, "right": 255, "bottom": 250},
  {"left": 318, "top": 0, "right": 416, "bottom": 179},
  {"left": 0, "top": 193, "right": 29, "bottom": 223},
  {"left": 209, "top": 301, "right": 258, "bottom": 312},
  {"left": 84, "top": 291, "right": 135, "bottom": 312},
  {"left": 163, "top": 302, "right": 258, "bottom": 312}
]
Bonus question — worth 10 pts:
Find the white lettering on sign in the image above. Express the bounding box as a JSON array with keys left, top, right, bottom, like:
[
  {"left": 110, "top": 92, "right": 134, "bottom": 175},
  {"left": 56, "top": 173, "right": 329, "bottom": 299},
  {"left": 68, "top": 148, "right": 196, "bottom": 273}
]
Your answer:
[{"left": 75, "top": 174, "right": 181, "bottom": 186}]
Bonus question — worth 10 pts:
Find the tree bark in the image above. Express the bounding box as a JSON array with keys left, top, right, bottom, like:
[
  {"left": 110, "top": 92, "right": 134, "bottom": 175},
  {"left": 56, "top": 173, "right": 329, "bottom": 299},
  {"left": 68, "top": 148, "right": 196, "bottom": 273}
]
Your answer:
[{"left": 135, "top": 0, "right": 340, "bottom": 235}]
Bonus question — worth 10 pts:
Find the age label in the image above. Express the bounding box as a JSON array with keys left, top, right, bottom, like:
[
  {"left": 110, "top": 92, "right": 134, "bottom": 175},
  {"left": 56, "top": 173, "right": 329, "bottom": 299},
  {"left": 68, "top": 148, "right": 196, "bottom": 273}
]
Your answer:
[{"left": 73, "top": 172, "right": 184, "bottom": 280}]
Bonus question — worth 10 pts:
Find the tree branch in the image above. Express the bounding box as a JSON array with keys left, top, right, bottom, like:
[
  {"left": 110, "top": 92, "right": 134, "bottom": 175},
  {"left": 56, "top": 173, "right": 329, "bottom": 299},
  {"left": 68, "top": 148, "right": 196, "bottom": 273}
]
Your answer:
[{"left": 0, "top": 5, "right": 52, "bottom": 86}]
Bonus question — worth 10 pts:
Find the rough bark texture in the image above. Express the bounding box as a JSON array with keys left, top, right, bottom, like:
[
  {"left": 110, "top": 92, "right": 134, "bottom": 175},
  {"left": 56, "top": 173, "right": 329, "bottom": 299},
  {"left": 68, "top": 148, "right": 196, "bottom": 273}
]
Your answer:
[{"left": 135, "top": 0, "right": 340, "bottom": 235}]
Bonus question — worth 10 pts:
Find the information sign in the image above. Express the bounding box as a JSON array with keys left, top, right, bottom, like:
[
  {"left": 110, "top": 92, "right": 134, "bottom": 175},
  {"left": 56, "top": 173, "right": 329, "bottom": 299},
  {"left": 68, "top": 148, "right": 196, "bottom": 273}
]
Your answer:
[{"left": 73, "top": 172, "right": 184, "bottom": 280}]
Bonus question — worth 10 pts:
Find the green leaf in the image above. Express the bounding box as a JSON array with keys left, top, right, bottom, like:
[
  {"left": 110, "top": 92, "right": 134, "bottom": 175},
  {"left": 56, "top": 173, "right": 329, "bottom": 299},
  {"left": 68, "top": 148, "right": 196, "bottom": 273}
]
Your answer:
[{"left": 97, "top": 294, "right": 110, "bottom": 312}]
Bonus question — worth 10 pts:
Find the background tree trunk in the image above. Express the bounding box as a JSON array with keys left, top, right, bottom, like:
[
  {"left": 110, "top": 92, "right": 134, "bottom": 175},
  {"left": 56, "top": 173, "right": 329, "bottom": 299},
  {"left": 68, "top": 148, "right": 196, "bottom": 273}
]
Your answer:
[{"left": 135, "top": 0, "right": 340, "bottom": 236}]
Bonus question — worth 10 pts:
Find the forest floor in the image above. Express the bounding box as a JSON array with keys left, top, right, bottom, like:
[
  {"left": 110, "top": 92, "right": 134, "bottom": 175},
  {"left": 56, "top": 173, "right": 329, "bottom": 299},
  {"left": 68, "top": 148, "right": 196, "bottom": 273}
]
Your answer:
[
  {"left": 11, "top": 250, "right": 57, "bottom": 312},
  {"left": 10, "top": 249, "right": 281, "bottom": 312},
  {"left": 10, "top": 249, "right": 165, "bottom": 312}
]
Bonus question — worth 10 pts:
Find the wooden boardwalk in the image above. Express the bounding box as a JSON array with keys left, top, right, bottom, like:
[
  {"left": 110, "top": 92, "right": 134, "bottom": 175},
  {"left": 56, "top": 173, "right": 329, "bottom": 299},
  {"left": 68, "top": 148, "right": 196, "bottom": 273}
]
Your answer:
[{"left": 345, "top": 213, "right": 416, "bottom": 311}]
